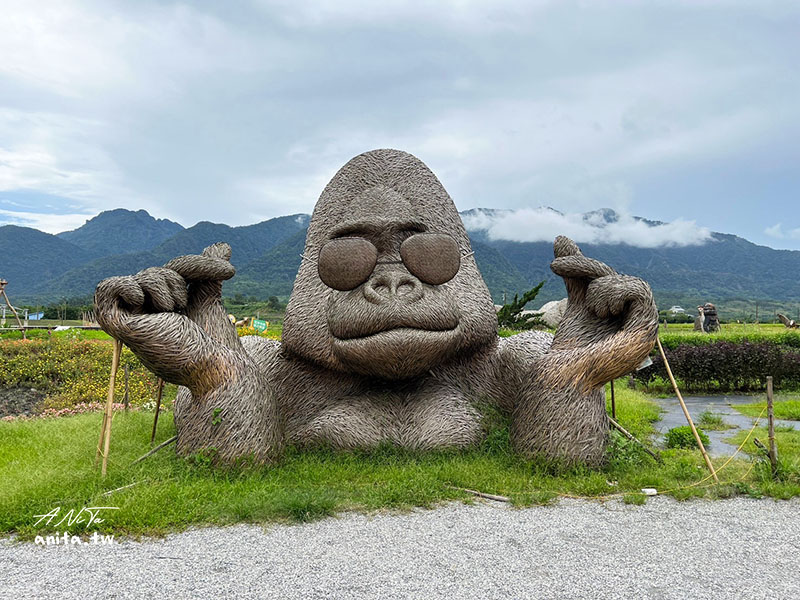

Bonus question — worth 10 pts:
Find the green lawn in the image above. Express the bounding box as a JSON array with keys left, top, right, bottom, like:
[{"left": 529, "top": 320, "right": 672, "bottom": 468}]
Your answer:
[
  {"left": 732, "top": 396, "right": 800, "bottom": 421},
  {"left": 725, "top": 426, "right": 800, "bottom": 499},
  {"left": 3, "top": 382, "right": 794, "bottom": 540}
]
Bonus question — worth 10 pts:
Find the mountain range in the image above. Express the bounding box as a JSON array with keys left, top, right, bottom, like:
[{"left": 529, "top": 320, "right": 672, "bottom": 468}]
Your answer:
[{"left": 2, "top": 207, "right": 800, "bottom": 318}]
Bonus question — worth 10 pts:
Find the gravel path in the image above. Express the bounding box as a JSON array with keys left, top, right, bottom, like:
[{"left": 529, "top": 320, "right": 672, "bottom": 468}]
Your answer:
[{"left": 3, "top": 497, "right": 799, "bottom": 599}]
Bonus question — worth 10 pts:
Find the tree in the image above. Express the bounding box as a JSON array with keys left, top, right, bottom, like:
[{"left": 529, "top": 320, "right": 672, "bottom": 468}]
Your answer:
[{"left": 496, "top": 281, "right": 545, "bottom": 330}]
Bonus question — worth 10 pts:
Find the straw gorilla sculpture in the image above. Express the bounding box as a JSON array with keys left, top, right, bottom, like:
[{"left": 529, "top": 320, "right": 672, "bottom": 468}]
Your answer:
[{"left": 95, "top": 149, "right": 658, "bottom": 466}]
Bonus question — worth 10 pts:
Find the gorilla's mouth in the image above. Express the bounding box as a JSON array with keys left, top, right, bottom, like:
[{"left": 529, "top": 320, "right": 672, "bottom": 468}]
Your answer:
[
  {"left": 329, "top": 324, "right": 463, "bottom": 379},
  {"left": 329, "top": 313, "right": 460, "bottom": 341}
]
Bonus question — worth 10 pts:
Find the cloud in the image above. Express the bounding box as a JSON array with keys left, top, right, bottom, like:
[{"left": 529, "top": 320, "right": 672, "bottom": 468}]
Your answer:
[
  {"left": 0, "top": 208, "right": 95, "bottom": 234},
  {"left": 0, "top": 0, "right": 798, "bottom": 250},
  {"left": 462, "top": 208, "right": 713, "bottom": 248},
  {"left": 765, "top": 223, "right": 800, "bottom": 240}
]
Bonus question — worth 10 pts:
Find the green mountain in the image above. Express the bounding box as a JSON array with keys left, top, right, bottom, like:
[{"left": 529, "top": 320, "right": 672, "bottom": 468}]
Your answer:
[
  {"left": 0, "top": 225, "right": 91, "bottom": 294},
  {"left": 5, "top": 207, "right": 800, "bottom": 321},
  {"left": 57, "top": 209, "right": 184, "bottom": 259},
  {"left": 15, "top": 213, "right": 310, "bottom": 302}
]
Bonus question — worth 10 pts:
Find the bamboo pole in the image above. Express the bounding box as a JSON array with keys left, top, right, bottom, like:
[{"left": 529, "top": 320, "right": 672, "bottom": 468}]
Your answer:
[
  {"left": 130, "top": 435, "right": 177, "bottom": 466},
  {"left": 0, "top": 286, "right": 24, "bottom": 329},
  {"left": 656, "top": 337, "right": 719, "bottom": 483},
  {"left": 96, "top": 339, "right": 122, "bottom": 476},
  {"left": 608, "top": 416, "right": 662, "bottom": 463},
  {"left": 123, "top": 364, "right": 130, "bottom": 411},
  {"left": 445, "top": 485, "right": 511, "bottom": 503},
  {"left": 150, "top": 378, "right": 164, "bottom": 445},
  {"left": 767, "top": 376, "right": 778, "bottom": 478},
  {"left": 610, "top": 379, "right": 616, "bottom": 420}
]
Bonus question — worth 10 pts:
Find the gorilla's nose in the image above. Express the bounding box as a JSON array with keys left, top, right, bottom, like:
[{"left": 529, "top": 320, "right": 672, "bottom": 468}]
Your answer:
[{"left": 363, "top": 270, "right": 423, "bottom": 304}]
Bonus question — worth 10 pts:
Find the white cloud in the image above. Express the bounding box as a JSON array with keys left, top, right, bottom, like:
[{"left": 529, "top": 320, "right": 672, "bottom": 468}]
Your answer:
[
  {"left": 765, "top": 223, "right": 800, "bottom": 240},
  {"left": 0, "top": 208, "right": 95, "bottom": 234},
  {"left": 0, "top": 0, "right": 798, "bottom": 246},
  {"left": 259, "top": 0, "right": 553, "bottom": 31},
  {"left": 462, "top": 207, "right": 713, "bottom": 248}
]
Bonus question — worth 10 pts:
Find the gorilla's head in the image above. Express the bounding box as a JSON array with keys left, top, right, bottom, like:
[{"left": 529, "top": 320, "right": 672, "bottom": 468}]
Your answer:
[{"left": 282, "top": 149, "right": 498, "bottom": 379}]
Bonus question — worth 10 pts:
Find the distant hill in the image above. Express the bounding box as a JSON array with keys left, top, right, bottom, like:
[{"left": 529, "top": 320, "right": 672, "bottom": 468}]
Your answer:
[
  {"left": 57, "top": 209, "right": 184, "bottom": 259},
  {"left": 4, "top": 207, "right": 800, "bottom": 320},
  {"left": 18, "top": 212, "right": 310, "bottom": 301},
  {"left": 0, "top": 225, "right": 90, "bottom": 293}
]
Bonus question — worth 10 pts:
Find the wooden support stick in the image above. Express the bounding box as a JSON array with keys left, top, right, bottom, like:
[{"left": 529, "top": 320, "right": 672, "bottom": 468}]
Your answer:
[
  {"left": 608, "top": 416, "right": 662, "bottom": 463},
  {"left": 656, "top": 337, "right": 719, "bottom": 483},
  {"left": 130, "top": 435, "right": 177, "bottom": 466},
  {"left": 101, "top": 481, "right": 143, "bottom": 497},
  {"left": 767, "top": 376, "right": 778, "bottom": 478},
  {"left": 150, "top": 378, "right": 164, "bottom": 445},
  {"left": 610, "top": 379, "right": 616, "bottom": 420},
  {"left": 753, "top": 437, "right": 770, "bottom": 457},
  {"left": 97, "top": 339, "right": 122, "bottom": 476},
  {"left": 123, "top": 364, "right": 130, "bottom": 411},
  {"left": 0, "top": 287, "right": 24, "bottom": 329},
  {"left": 446, "top": 485, "right": 511, "bottom": 503}
]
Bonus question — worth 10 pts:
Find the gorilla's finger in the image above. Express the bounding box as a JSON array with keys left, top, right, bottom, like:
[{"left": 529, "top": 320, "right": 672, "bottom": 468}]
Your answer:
[
  {"left": 164, "top": 269, "right": 188, "bottom": 310},
  {"left": 164, "top": 255, "right": 236, "bottom": 282},
  {"left": 135, "top": 267, "right": 184, "bottom": 312},
  {"left": 586, "top": 275, "right": 651, "bottom": 319},
  {"left": 585, "top": 277, "right": 627, "bottom": 318},
  {"left": 550, "top": 255, "right": 615, "bottom": 280},
  {"left": 202, "top": 242, "right": 232, "bottom": 261},
  {"left": 553, "top": 236, "right": 582, "bottom": 259},
  {"left": 96, "top": 275, "right": 145, "bottom": 310}
]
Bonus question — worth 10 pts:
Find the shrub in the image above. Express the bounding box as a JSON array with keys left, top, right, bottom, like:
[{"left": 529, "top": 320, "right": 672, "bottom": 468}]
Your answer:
[
  {"left": 665, "top": 425, "right": 710, "bottom": 449},
  {"left": 697, "top": 411, "right": 735, "bottom": 431},
  {"left": 659, "top": 329, "right": 800, "bottom": 350},
  {"left": 635, "top": 341, "right": 800, "bottom": 392},
  {"left": 0, "top": 339, "right": 160, "bottom": 411}
]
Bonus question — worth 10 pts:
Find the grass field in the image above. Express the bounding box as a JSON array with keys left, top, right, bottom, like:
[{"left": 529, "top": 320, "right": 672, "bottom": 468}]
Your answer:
[
  {"left": 2, "top": 382, "right": 795, "bottom": 540},
  {"left": 732, "top": 396, "right": 800, "bottom": 421},
  {"left": 657, "top": 322, "right": 800, "bottom": 349}
]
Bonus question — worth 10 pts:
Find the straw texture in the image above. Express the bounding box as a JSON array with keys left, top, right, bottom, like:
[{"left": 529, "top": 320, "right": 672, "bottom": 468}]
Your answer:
[{"left": 95, "top": 149, "right": 658, "bottom": 466}]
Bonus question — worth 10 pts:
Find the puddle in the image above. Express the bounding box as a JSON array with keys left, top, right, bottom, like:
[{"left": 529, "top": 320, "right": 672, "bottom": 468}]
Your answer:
[{"left": 651, "top": 395, "right": 796, "bottom": 457}]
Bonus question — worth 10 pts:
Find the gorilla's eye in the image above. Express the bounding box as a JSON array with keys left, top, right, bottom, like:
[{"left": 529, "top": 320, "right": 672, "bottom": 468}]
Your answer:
[
  {"left": 318, "top": 237, "right": 378, "bottom": 291},
  {"left": 400, "top": 233, "right": 461, "bottom": 285}
]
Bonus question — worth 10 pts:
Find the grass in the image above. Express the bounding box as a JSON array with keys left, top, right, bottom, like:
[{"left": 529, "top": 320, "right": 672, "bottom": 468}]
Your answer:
[
  {"left": 0, "top": 328, "right": 112, "bottom": 341},
  {"left": 658, "top": 323, "right": 800, "bottom": 350},
  {"left": 2, "top": 381, "right": 792, "bottom": 540},
  {"left": 732, "top": 396, "right": 800, "bottom": 421},
  {"left": 698, "top": 411, "right": 737, "bottom": 431},
  {"left": 725, "top": 426, "right": 800, "bottom": 499}
]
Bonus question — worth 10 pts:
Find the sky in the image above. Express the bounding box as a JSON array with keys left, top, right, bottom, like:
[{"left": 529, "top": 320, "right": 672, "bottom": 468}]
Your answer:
[{"left": 1, "top": 0, "right": 799, "bottom": 249}]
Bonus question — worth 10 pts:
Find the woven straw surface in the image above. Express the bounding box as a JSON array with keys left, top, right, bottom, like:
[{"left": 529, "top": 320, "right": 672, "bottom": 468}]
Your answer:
[{"left": 95, "top": 149, "right": 658, "bottom": 465}]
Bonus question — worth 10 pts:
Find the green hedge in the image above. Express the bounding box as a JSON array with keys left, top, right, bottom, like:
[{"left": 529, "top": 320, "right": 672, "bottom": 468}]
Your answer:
[{"left": 659, "top": 330, "right": 800, "bottom": 350}]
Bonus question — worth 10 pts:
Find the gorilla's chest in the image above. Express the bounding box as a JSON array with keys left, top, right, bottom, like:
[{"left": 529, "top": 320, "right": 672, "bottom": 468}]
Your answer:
[{"left": 283, "top": 381, "right": 483, "bottom": 451}]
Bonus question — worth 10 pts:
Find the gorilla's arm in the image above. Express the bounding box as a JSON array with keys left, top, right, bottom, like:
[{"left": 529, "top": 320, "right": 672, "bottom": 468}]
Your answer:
[
  {"left": 541, "top": 236, "right": 658, "bottom": 391},
  {"left": 94, "top": 243, "right": 243, "bottom": 394},
  {"left": 488, "top": 237, "right": 658, "bottom": 465},
  {"left": 94, "top": 243, "right": 283, "bottom": 461}
]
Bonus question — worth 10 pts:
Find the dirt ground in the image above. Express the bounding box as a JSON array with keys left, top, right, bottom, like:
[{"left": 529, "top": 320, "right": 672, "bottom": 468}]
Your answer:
[{"left": 0, "top": 387, "right": 46, "bottom": 418}]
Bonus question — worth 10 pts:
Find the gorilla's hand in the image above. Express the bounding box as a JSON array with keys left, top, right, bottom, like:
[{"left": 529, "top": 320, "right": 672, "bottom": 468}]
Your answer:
[
  {"left": 542, "top": 236, "right": 658, "bottom": 391},
  {"left": 94, "top": 243, "right": 244, "bottom": 395}
]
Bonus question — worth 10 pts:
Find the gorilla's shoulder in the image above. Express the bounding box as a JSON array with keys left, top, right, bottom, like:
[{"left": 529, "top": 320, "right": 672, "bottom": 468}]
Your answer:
[
  {"left": 497, "top": 330, "right": 553, "bottom": 358},
  {"left": 240, "top": 335, "right": 282, "bottom": 366}
]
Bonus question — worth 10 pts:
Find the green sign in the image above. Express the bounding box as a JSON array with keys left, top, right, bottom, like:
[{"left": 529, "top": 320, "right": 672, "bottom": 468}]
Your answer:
[{"left": 253, "top": 319, "right": 268, "bottom": 332}]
